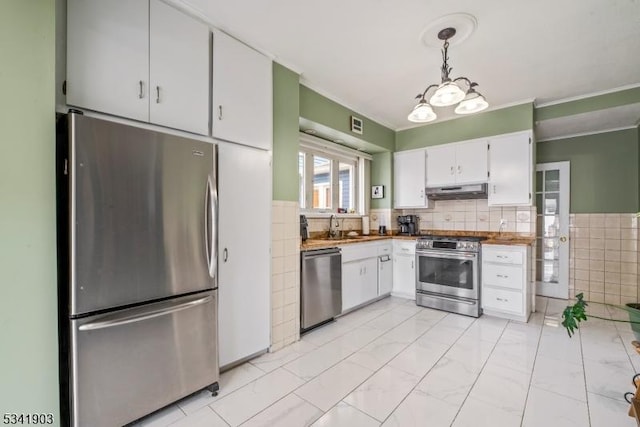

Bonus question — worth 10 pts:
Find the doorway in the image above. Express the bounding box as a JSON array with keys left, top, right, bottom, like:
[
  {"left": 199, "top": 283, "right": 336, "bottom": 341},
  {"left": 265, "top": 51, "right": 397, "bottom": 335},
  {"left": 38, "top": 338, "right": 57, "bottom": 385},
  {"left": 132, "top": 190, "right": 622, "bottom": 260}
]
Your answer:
[{"left": 535, "top": 162, "right": 570, "bottom": 299}]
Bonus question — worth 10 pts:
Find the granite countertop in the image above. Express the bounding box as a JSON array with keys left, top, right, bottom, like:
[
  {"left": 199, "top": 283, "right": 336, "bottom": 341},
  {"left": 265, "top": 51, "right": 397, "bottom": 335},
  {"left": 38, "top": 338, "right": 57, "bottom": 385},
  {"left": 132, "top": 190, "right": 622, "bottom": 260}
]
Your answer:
[{"left": 301, "top": 230, "right": 535, "bottom": 251}]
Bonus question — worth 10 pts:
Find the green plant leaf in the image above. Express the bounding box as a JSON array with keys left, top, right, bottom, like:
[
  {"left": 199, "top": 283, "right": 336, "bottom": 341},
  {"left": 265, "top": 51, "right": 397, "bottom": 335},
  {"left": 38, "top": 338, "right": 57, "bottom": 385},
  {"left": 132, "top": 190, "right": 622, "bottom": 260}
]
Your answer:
[{"left": 561, "top": 293, "right": 588, "bottom": 337}]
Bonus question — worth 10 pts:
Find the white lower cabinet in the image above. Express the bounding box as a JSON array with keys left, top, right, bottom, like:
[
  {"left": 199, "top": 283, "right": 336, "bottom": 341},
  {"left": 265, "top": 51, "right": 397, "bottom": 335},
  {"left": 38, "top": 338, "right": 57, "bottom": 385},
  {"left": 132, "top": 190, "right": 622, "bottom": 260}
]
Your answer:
[
  {"left": 481, "top": 244, "right": 531, "bottom": 322},
  {"left": 342, "top": 257, "right": 378, "bottom": 312},
  {"left": 392, "top": 240, "right": 416, "bottom": 300}
]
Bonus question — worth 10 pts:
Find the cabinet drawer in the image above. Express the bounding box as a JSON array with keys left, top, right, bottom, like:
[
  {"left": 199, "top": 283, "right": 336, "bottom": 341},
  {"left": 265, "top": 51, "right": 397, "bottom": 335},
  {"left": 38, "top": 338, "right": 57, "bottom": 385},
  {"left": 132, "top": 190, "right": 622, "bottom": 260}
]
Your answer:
[
  {"left": 393, "top": 240, "right": 416, "bottom": 255},
  {"left": 340, "top": 242, "right": 379, "bottom": 263},
  {"left": 483, "top": 287, "right": 522, "bottom": 313},
  {"left": 482, "top": 247, "right": 523, "bottom": 265},
  {"left": 482, "top": 263, "right": 523, "bottom": 290},
  {"left": 378, "top": 244, "right": 392, "bottom": 255}
]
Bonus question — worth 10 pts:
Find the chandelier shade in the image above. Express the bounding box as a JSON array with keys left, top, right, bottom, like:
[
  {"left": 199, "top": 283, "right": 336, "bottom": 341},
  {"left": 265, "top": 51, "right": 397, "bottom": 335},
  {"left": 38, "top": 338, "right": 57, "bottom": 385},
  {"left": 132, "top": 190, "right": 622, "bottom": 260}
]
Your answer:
[
  {"left": 429, "top": 81, "right": 466, "bottom": 107},
  {"left": 408, "top": 26, "right": 488, "bottom": 123},
  {"left": 454, "top": 90, "right": 489, "bottom": 115},
  {"left": 407, "top": 100, "right": 437, "bottom": 123}
]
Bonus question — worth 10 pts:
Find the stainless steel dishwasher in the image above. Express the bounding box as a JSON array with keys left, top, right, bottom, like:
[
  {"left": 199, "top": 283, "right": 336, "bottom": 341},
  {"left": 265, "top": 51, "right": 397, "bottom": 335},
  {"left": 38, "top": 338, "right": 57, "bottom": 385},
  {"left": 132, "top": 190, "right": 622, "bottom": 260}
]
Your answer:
[{"left": 300, "top": 247, "right": 342, "bottom": 333}]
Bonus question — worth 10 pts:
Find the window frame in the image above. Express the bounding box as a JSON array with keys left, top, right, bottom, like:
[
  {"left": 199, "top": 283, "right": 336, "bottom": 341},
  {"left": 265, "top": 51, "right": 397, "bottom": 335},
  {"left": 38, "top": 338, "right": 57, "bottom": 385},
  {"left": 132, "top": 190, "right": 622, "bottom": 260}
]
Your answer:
[{"left": 299, "top": 133, "right": 371, "bottom": 216}]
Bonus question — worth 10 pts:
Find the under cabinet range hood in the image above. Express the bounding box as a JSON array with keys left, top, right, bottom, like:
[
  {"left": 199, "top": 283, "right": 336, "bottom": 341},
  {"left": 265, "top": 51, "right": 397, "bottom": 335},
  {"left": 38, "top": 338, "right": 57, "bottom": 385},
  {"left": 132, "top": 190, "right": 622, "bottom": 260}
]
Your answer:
[{"left": 425, "top": 183, "right": 488, "bottom": 200}]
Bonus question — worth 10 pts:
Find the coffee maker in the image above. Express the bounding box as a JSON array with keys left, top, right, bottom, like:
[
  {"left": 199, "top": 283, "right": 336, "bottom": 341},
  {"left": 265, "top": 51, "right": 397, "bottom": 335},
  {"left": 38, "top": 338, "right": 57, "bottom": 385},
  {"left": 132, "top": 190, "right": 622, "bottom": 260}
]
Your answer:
[{"left": 397, "top": 215, "right": 419, "bottom": 235}]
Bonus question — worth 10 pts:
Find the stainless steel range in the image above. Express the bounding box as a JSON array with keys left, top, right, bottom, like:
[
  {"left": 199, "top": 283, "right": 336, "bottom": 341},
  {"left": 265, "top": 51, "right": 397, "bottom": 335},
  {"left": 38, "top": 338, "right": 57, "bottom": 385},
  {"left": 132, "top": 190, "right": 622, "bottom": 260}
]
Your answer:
[{"left": 415, "top": 236, "right": 483, "bottom": 317}]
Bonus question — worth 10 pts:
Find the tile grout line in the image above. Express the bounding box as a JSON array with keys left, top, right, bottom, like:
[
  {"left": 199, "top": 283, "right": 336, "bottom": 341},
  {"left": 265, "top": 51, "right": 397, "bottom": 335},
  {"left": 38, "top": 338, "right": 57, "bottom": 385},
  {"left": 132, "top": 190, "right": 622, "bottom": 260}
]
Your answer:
[
  {"left": 578, "top": 309, "right": 593, "bottom": 427},
  {"left": 211, "top": 298, "right": 413, "bottom": 427},
  {"left": 519, "top": 297, "right": 555, "bottom": 427},
  {"left": 294, "top": 305, "right": 449, "bottom": 424},
  {"left": 377, "top": 313, "right": 481, "bottom": 426},
  {"left": 446, "top": 318, "right": 511, "bottom": 426}
]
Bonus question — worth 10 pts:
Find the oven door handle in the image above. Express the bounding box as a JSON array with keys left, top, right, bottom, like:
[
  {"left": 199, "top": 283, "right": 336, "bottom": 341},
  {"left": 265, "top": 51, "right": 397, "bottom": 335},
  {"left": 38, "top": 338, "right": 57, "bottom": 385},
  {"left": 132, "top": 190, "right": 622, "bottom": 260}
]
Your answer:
[{"left": 416, "top": 250, "right": 477, "bottom": 260}]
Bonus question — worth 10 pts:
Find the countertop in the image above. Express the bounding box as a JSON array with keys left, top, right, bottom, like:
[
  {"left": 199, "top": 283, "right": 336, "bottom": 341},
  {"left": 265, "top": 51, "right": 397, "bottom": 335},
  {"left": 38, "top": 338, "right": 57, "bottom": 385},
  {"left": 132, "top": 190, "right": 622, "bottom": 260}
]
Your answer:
[{"left": 301, "top": 230, "right": 535, "bottom": 251}]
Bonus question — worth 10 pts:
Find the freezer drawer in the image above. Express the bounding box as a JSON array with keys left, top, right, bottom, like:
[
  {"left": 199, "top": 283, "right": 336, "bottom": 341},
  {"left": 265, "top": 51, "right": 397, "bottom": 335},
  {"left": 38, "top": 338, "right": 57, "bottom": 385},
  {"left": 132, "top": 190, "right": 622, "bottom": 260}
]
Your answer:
[{"left": 69, "top": 291, "right": 218, "bottom": 427}]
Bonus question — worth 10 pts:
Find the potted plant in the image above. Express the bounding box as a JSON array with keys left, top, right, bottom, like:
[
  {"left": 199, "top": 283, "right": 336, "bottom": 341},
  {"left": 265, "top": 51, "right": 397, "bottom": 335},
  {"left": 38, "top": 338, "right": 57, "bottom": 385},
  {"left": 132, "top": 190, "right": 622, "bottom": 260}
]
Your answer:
[{"left": 562, "top": 293, "right": 640, "bottom": 339}]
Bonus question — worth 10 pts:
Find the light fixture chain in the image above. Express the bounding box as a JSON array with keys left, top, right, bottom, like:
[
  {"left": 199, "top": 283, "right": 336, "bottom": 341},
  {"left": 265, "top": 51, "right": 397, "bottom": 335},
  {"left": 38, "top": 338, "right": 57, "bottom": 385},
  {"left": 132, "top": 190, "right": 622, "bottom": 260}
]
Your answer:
[{"left": 440, "top": 40, "right": 452, "bottom": 82}]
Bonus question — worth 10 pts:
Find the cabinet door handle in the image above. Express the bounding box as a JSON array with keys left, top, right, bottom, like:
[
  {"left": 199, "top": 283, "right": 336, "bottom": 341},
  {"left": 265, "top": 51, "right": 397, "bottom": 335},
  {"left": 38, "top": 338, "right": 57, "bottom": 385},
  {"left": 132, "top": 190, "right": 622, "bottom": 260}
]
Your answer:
[
  {"left": 223, "top": 248, "right": 228, "bottom": 263},
  {"left": 496, "top": 274, "right": 508, "bottom": 279},
  {"left": 493, "top": 185, "right": 497, "bottom": 194},
  {"left": 496, "top": 297, "right": 507, "bottom": 302},
  {"left": 496, "top": 255, "right": 507, "bottom": 259},
  {"left": 138, "top": 81, "right": 144, "bottom": 99},
  {"left": 450, "top": 166, "right": 454, "bottom": 175},
  {"left": 218, "top": 105, "right": 223, "bottom": 120},
  {"left": 457, "top": 165, "right": 461, "bottom": 174},
  {"left": 411, "top": 260, "right": 414, "bottom": 269},
  {"left": 156, "top": 86, "right": 161, "bottom": 103}
]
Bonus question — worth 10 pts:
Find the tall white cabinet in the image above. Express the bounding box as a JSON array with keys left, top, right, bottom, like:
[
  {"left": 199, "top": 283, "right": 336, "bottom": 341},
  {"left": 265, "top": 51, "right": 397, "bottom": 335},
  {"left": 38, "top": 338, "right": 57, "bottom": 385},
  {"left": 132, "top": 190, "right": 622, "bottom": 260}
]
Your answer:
[
  {"left": 212, "top": 30, "right": 273, "bottom": 150},
  {"left": 394, "top": 149, "right": 427, "bottom": 208},
  {"left": 217, "top": 143, "right": 271, "bottom": 367},
  {"left": 488, "top": 131, "right": 533, "bottom": 206},
  {"left": 67, "top": 0, "right": 210, "bottom": 135}
]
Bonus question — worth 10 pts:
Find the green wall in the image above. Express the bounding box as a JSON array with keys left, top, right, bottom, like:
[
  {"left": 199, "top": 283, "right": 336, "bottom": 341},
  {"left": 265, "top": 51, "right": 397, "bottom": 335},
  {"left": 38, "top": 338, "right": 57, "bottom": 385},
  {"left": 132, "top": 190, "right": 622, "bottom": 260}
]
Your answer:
[
  {"left": 272, "top": 63, "right": 300, "bottom": 201},
  {"left": 371, "top": 152, "right": 393, "bottom": 209},
  {"left": 0, "top": 1, "right": 59, "bottom": 422},
  {"left": 396, "top": 103, "right": 535, "bottom": 151},
  {"left": 537, "top": 128, "right": 640, "bottom": 213},
  {"left": 299, "top": 85, "right": 395, "bottom": 151},
  {"left": 536, "top": 87, "right": 640, "bottom": 122}
]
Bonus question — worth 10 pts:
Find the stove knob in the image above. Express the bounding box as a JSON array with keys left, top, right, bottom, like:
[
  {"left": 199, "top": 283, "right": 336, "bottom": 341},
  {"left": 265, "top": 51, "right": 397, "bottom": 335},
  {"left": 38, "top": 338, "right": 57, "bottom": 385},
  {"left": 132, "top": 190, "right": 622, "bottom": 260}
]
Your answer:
[{"left": 459, "top": 242, "right": 466, "bottom": 249}]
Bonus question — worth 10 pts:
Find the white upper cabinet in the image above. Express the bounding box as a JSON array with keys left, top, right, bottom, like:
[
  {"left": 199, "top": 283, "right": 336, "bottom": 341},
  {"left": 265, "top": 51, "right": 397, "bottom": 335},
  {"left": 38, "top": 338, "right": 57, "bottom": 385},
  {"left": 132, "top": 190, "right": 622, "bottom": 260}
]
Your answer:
[
  {"left": 455, "top": 140, "right": 489, "bottom": 184},
  {"left": 426, "top": 139, "right": 488, "bottom": 187},
  {"left": 149, "top": 0, "right": 210, "bottom": 135},
  {"left": 212, "top": 30, "right": 272, "bottom": 150},
  {"left": 67, "top": 0, "right": 149, "bottom": 122},
  {"left": 67, "top": 0, "right": 210, "bottom": 135},
  {"left": 394, "top": 149, "right": 428, "bottom": 208},
  {"left": 488, "top": 131, "right": 533, "bottom": 206}
]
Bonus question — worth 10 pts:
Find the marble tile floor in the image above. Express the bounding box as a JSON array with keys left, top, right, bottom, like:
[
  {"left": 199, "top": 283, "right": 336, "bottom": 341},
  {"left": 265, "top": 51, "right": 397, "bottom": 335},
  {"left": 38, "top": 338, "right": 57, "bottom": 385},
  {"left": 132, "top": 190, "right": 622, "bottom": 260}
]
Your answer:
[{"left": 134, "top": 296, "right": 639, "bottom": 427}]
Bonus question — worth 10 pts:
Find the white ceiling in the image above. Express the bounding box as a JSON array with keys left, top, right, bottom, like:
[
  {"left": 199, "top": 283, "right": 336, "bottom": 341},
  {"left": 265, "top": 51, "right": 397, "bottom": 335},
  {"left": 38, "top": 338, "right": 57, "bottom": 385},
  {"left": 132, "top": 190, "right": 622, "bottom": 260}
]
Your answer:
[{"left": 181, "top": 0, "right": 640, "bottom": 131}]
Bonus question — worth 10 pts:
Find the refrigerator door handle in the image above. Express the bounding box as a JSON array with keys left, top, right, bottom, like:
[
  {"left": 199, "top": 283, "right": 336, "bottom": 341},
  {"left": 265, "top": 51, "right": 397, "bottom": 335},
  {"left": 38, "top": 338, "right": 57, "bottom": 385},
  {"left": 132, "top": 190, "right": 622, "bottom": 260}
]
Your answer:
[
  {"left": 208, "top": 175, "right": 217, "bottom": 280},
  {"left": 78, "top": 296, "right": 213, "bottom": 331}
]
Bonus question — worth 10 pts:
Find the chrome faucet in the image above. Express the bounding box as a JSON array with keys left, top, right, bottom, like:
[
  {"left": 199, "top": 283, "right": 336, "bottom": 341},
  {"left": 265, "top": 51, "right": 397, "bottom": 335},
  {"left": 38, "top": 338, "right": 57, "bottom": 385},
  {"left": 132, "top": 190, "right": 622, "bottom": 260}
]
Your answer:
[{"left": 329, "top": 214, "right": 341, "bottom": 238}]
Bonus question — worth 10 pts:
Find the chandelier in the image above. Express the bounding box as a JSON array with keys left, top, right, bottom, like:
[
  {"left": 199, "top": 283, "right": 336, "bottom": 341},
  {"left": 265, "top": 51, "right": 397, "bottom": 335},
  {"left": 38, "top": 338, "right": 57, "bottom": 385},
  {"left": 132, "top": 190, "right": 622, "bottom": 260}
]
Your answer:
[{"left": 408, "top": 27, "right": 488, "bottom": 123}]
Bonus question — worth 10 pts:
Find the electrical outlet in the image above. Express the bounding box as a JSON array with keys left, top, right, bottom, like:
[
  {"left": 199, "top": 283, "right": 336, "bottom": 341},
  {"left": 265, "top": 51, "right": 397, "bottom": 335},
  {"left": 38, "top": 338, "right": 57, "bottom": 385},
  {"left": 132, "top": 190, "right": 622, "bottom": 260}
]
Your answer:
[{"left": 500, "top": 219, "right": 507, "bottom": 228}]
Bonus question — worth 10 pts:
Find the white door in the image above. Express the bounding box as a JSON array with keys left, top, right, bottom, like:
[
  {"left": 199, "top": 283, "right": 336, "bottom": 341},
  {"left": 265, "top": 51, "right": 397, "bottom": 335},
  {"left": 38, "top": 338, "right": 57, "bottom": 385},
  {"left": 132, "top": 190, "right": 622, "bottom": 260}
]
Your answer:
[
  {"left": 488, "top": 132, "right": 532, "bottom": 206},
  {"left": 394, "top": 150, "right": 427, "bottom": 208},
  {"left": 378, "top": 256, "right": 393, "bottom": 295},
  {"left": 426, "top": 145, "right": 456, "bottom": 187},
  {"left": 217, "top": 142, "right": 271, "bottom": 367},
  {"left": 67, "top": 0, "right": 149, "bottom": 121},
  {"left": 392, "top": 254, "right": 416, "bottom": 299},
  {"left": 342, "top": 261, "right": 363, "bottom": 311},
  {"left": 535, "top": 162, "right": 570, "bottom": 299},
  {"left": 149, "top": 0, "right": 210, "bottom": 135},
  {"left": 361, "top": 258, "right": 379, "bottom": 302},
  {"left": 212, "top": 30, "right": 273, "bottom": 149},
  {"left": 455, "top": 139, "right": 488, "bottom": 185}
]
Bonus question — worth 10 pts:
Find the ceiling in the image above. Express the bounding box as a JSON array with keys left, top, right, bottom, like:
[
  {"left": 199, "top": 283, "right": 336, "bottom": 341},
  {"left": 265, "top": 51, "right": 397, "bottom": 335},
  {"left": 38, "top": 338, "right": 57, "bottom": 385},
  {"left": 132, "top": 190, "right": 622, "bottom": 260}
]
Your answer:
[{"left": 181, "top": 0, "right": 640, "bottom": 131}]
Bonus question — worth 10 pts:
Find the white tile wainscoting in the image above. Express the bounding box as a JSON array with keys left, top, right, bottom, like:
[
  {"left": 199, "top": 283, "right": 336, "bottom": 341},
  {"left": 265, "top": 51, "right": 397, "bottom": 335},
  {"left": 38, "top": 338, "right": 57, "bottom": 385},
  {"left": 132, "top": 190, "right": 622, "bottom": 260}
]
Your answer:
[
  {"left": 569, "top": 213, "right": 639, "bottom": 305},
  {"left": 133, "top": 296, "right": 637, "bottom": 427},
  {"left": 271, "top": 201, "right": 301, "bottom": 351}
]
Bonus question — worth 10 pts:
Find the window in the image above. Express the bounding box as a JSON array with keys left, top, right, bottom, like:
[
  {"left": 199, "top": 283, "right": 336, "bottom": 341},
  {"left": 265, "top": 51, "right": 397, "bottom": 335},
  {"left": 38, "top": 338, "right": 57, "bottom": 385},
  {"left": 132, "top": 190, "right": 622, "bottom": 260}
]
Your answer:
[{"left": 299, "top": 134, "right": 371, "bottom": 214}]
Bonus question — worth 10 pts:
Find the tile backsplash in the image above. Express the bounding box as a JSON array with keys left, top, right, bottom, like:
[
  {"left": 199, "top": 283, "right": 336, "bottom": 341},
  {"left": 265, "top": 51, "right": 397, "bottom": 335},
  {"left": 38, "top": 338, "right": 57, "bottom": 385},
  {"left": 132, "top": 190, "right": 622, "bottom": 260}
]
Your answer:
[
  {"left": 399, "top": 199, "right": 536, "bottom": 234},
  {"left": 271, "top": 200, "right": 300, "bottom": 351},
  {"left": 569, "top": 213, "right": 639, "bottom": 305}
]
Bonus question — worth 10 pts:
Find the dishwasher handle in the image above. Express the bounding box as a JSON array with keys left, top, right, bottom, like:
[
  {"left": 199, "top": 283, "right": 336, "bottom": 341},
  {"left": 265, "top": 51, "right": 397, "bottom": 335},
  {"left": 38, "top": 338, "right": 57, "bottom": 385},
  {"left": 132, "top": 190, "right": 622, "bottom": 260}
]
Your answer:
[{"left": 302, "top": 248, "right": 341, "bottom": 259}]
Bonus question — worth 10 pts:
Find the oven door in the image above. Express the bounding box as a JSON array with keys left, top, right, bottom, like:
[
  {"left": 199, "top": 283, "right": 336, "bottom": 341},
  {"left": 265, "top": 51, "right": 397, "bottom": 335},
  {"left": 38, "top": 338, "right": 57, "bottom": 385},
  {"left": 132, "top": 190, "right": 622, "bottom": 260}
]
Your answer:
[{"left": 416, "top": 249, "right": 478, "bottom": 300}]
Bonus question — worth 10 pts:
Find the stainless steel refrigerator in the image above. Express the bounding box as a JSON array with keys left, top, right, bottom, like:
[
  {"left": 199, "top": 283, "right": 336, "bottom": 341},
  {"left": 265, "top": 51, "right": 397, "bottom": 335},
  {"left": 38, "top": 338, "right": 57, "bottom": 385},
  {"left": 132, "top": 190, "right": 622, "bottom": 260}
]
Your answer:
[{"left": 56, "top": 112, "right": 219, "bottom": 427}]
